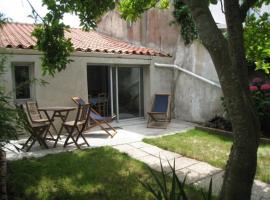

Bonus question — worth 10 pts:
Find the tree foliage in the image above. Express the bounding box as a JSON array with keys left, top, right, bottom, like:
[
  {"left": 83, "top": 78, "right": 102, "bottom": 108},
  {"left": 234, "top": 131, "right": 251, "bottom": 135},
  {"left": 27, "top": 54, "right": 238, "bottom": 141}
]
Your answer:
[
  {"left": 0, "top": 57, "right": 19, "bottom": 144},
  {"left": 31, "top": 0, "right": 115, "bottom": 76},
  {"left": 244, "top": 12, "right": 270, "bottom": 74},
  {"left": 172, "top": 0, "right": 198, "bottom": 45},
  {"left": 0, "top": 14, "right": 20, "bottom": 145}
]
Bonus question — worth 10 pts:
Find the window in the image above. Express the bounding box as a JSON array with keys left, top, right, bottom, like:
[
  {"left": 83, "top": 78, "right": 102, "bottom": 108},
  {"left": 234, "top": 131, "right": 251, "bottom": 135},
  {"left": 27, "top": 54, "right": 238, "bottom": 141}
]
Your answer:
[{"left": 13, "top": 64, "right": 33, "bottom": 100}]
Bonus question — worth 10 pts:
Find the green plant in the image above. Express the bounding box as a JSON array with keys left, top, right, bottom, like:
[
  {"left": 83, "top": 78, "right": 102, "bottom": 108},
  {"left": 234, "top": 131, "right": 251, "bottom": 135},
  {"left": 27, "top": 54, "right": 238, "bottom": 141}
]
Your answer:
[
  {"left": 172, "top": 0, "right": 198, "bottom": 45},
  {"left": 249, "top": 78, "right": 270, "bottom": 120},
  {"left": 28, "top": 0, "right": 115, "bottom": 76},
  {"left": 139, "top": 158, "right": 213, "bottom": 200},
  {"left": 249, "top": 77, "right": 270, "bottom": 135},
  {"left": 0, "top": 57, "right": 21, "bottom": 147},
  {"left": 244, "top": 13, "right": 270, "bottom": 74}
]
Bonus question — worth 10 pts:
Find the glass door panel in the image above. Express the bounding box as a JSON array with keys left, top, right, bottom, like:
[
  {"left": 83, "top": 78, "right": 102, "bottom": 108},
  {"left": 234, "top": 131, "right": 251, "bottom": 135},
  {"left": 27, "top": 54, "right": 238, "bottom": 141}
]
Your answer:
[
  {"left": 111, "top": 66, "right": 144, "bottom": 120},
  {"left": 118, "top": 67, "right": 141, "bottom": 119}
]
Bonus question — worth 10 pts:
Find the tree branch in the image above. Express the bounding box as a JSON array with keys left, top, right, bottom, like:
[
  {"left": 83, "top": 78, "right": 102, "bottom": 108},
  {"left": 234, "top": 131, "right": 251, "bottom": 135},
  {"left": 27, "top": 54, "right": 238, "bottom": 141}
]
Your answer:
[
  {"left": 239, "top": 0, "right": 259, "bottom": 22},
  {"left": 26, "top": 0, "right": 45, "bottom": 24}
]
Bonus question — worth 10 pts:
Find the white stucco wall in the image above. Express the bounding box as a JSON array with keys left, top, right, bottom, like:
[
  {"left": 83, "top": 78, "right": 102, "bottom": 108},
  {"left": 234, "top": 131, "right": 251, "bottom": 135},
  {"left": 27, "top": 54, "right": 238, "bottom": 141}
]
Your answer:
[{"left": 0, "top": 49, "right": 173, "bottom": 123}]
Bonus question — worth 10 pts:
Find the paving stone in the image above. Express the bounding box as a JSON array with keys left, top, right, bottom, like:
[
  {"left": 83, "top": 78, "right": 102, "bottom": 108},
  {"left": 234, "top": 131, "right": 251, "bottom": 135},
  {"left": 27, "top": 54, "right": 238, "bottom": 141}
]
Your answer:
[
  {"left": 158, "top": 150, "right": 182, "bottom": 161},
  {"left": 136, "top": 155, "right": 162, "bottom": 165},
  {"left": 129, "top": 142, "right": 151, "bottom": 149},
  {"left": 124, "top": 148, "right": 150, "bottom": 159},
  {"left": 187, "top": 162, "right": 221, "bottom": 176},
  {"left": 168, "top": 156, "right": 199, "bottom": 171},
  {"left": 175, "top": 168, "right": 203, "bottom": 184},
  {"left": 140, "top": 146, "right": 167, "bottom": 156},
  {"left": 113, "top": 144, "right": 135, "bottom": 153},
  {"left": 193, "top": 171, "right": 224, "bottom": 195},
  {"left": 251, "top": 180, "right": 270, "bottom": 200}
]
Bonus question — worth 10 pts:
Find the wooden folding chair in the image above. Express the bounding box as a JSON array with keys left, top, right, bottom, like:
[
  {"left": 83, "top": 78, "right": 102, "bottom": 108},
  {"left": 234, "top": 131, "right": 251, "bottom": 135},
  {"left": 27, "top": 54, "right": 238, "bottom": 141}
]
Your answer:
[
  {"left": 63, "top": 104, "right": 90, "bottom": 149},
  {"left": 26, "top": 101, "right": 54, "bottom": 139},
  {"left": 147, "top": 93, "right": 171, "bottom": 129},
  {"left": 19, "top": 104, "right": 50, "bottom": 152},
  {"left": 71, "top": 97, "right": 117, "bottom": 137}
]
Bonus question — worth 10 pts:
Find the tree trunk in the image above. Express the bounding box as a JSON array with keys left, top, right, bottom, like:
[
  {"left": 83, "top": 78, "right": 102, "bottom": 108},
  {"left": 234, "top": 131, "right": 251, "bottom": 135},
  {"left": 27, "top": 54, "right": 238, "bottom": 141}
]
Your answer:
[
  {"left": 0, "top": 150, "right": 7, "bottom": 200},
  {"left": 181, "top": 0, "right": 261, "bottom": 199}
]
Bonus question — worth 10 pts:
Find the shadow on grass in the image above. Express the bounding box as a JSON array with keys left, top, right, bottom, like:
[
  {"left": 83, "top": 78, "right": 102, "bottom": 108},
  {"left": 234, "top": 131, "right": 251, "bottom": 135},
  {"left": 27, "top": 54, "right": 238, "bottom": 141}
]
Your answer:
[{"left": 7, "top": 147, "right": 155, "bottom": 200}]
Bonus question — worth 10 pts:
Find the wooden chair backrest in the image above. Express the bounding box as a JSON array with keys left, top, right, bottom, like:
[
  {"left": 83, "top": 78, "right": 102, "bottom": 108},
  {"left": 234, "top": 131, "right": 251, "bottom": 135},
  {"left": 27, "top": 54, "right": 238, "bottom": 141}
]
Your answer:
[
  {"left": 26, "top": 101, "right": 41, "bottom": 122},
  {"left": 18, "top": 104, "right": 34, "bottom": 133},
  {"left": 73, "top": 103, "right": 91, "bottom": 131}
]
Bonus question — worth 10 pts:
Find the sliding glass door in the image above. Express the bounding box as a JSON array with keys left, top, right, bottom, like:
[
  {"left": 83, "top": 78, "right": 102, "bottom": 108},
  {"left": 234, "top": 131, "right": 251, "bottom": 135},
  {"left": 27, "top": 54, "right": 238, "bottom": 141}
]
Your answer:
[{"left": 111, "top": 66, "right": 144, "bottom": 120}]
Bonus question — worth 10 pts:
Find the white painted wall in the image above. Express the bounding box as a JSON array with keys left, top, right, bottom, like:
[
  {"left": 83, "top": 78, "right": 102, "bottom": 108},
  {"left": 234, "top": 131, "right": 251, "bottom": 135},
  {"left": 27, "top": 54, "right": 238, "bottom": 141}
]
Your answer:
[{"left": 0, "top": 49, "right": 173, "bottom": 124}]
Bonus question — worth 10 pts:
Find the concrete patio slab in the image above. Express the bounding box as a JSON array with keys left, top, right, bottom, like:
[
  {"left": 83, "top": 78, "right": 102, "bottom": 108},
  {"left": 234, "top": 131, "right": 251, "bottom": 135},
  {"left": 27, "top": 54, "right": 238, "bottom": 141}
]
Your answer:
[{"left": 6, "top": 119, "right": 194, "bottom": 160}]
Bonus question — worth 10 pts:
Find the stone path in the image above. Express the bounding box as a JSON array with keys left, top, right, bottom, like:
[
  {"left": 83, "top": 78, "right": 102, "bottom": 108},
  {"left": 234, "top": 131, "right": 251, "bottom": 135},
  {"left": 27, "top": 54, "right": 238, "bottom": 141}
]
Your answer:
[{"left": 113, "top": 141, "right": 270, "bottom": 200}]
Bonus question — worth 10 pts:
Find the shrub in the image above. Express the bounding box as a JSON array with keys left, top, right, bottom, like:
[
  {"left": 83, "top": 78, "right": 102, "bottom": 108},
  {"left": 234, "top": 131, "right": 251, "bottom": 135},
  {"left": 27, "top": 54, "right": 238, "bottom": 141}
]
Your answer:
[{"left": 249, "top": 77, "right": 270, "bottom": 136}]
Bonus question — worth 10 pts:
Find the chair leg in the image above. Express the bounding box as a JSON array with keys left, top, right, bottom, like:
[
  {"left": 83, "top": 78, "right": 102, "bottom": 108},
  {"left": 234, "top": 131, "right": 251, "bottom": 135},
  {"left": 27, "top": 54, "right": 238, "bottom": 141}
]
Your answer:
[
  {"left": 22, "top": 136, "right": 35, "bottom": 152},
  {"left": 64, "top": 127, "right": 82, "bottom": 149},
  {"left": 25, "top": 139, "right": 36, "bottom": 152},
  {"left": 94, "top": 119, "right": 116, "bottom": 137},
  {"left": 75, "top": 132, "right": 90, "bottom": 147},
  {"left": 35, "top": 127, "right": 49, "bottom": 149}
]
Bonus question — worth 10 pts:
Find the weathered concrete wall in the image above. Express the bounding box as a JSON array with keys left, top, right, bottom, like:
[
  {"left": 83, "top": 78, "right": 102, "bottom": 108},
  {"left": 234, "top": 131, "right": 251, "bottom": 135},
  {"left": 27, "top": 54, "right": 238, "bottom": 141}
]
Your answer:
[
  {"left": 148, "top": 56, "right": 174, "bottom": 114},
  {"left": 173, "top": 38, "right": 223, "bottom": 122},
  {"left": 97, "top": 8, "right": 179, "bottom": 55}
]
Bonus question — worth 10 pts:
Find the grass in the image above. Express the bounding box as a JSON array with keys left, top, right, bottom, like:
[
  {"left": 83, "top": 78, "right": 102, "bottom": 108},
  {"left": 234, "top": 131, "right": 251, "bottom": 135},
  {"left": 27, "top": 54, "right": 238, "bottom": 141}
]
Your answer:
[
  {"left": 143, "top": 129, "right": 270, "bottom": 183},
  {"left": 7, "top": 147, "right": 203, "bottom": 200}
]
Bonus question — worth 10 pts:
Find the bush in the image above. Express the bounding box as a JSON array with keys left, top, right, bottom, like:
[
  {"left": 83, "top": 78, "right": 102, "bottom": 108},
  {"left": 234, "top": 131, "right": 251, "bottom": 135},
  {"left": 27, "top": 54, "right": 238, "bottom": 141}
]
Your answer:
[
  {"left": 249, "top": 77, "right": 270, "bottom": 136},
  {"left": 205, "top": 116, "right": 232, "bottom": 132}
]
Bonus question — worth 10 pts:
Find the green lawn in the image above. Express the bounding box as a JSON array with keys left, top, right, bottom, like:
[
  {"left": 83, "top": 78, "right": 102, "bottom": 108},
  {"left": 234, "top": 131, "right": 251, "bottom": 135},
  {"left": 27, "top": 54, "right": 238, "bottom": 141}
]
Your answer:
[
  {"left": 144, "top": 129, "right": 270, "bottom": 183},
  {"left": 7, "top": 147, "right": 203, "bottom": 200}
]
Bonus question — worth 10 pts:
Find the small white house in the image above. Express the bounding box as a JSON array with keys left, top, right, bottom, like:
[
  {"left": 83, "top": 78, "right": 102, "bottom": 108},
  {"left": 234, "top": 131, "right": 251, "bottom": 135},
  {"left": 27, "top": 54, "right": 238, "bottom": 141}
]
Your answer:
[{"left": 0, "top": 22, "right": 174, "bottom": 121}]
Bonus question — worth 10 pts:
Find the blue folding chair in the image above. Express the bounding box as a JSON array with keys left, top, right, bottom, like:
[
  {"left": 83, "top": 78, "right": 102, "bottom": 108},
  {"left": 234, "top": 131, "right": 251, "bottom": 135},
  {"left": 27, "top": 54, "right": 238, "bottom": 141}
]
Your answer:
[
  {"left": 71, "top": 97, "right": 117, "bottom": 137},
  {"left": 147, "top": 94, "right": 171, "bottom": 128}
]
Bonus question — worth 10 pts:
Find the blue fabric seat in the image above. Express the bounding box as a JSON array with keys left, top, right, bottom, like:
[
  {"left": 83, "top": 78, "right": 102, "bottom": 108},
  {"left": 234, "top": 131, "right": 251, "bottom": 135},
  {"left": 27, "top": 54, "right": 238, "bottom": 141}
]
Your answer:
[{"left": 147, "top": 94, "right": 171, "bottom": 129}]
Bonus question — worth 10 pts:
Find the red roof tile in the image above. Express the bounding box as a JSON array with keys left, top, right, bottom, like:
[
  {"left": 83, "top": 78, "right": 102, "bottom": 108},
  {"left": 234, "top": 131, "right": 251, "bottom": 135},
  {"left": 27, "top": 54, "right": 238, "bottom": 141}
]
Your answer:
[{"left": 0, "top": 22, "right": 170, "bottom": 57}]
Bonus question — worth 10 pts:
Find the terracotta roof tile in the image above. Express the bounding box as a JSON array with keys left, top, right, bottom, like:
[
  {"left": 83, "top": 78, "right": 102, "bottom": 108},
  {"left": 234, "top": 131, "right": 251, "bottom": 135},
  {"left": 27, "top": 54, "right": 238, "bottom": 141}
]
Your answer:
[
  {"left": 0, "top": 23, "right": 169, "bottom": 56},
  {"left": 0, "top": 22, "right": 170, "bottom": 57}
]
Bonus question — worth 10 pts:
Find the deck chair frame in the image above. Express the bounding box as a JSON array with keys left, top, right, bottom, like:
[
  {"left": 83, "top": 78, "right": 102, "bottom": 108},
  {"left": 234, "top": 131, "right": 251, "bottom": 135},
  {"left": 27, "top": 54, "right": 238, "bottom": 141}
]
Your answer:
[
  {"left": 147, "top": 93, "right": 171, "bottom": 129},
  {"left": 71, "top": 97, "right": 117, "bottom": 137}
]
